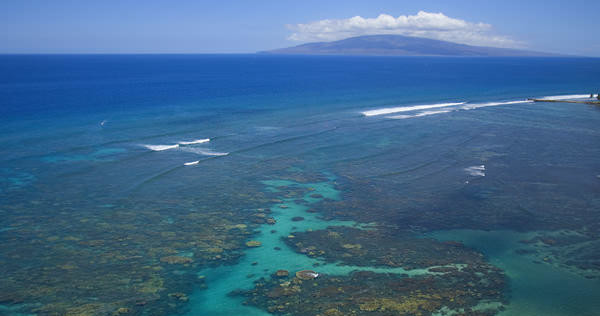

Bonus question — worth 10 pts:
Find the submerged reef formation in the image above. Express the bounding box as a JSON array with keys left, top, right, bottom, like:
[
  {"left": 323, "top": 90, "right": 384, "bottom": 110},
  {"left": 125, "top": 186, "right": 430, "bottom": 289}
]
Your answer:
[
  {"left": 517, "top": 230, "right": 600, "bottom": 278},
  {"left": 295, "top": 270, "right": 319, "bottom": 280},
  {"left": 285, "top": 226, "right": 484, "bottom": 270},
  {"left": 0, "top": 160, "right": 332, "bottom": 316},
  {"left": 240, "top": 268, "right": 506, "bottom": 316},
  {"left": 246, "top": 225, "right": 508, "bottom": 315},
  {"left": 314, "top": 161, "right": 600, "bottom": 277},
  {"left": 227, "top": 174, "right": 507, "bottom": 316},
  {"left": 0, "top": 196, "right": 270, "bottom": 316},
  {"left": 245, "top": 240, "right": 262, "bottom": 247}
]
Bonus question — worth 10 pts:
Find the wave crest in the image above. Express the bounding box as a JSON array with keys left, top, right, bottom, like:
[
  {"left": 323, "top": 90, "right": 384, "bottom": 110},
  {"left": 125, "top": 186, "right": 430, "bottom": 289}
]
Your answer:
[
  {"left": 461, "top": 100, "right": 532, "bottom": 110},
  {"left": 180, "top": 147, "right": 229, "bottom": 156},
  {"left": 539, "top": 94, "right": 592, "bottom": 100},
  {"left": 465, "top": 165, "right": 485, "bottom": 177},
  {"left": 388, "top": 109, "right": 452, "bottom": 119},
  {"left": 144, "top": 144, "right": 180, "bottom": 151},
  {"left": 362, "top": 102, "right": 465, "bottom": 116},
  {"left": 178, "top": 139, "right": 210, "bottom": 145}
]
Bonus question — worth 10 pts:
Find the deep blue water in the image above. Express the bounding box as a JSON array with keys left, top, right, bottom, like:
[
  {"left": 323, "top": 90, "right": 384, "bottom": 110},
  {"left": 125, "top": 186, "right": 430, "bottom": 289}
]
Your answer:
[
  {"left": 3, "top": 55, "right": 599, "bottom": 120},
  {"left": 1, "top": 55, "right": 600, "bottom": 316}
]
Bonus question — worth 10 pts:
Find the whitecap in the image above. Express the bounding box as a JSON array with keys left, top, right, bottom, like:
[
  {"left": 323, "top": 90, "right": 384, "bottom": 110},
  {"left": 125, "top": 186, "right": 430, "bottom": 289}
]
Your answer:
[
  {"left": 180, "top": 147, "right": 228, "bottom": 156},
  {"left": 465, "top": 165, "right": 486, "bottom": 177},
  {"left": 184, "top": 161, "right": 199, "bottom": 166},
  {"left": 388, "top": 109, "right": 453, "bottom": 119},
  {"left": 197, "top": 150, "right": 228, "bottom": 156},
  {"left": 143, "top": 144, "right": 179, "bottom": 151},
  {"left": 539, "top": 94, "right": 592, "bottom": 100},
  {"left": 362, "top": 102, "right": 465, "bottom": 116},
  {"left": 461, "top": 100, "right": 532, "bottom": 110},
  {"left": 178, "top": 138, "right": 210, "bottom": 145}
]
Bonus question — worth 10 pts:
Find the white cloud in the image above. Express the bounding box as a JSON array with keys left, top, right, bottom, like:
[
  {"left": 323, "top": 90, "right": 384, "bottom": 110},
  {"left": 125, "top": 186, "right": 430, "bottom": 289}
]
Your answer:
[{"left": 287, "top": 11, "right": 521, "bottom": 48}]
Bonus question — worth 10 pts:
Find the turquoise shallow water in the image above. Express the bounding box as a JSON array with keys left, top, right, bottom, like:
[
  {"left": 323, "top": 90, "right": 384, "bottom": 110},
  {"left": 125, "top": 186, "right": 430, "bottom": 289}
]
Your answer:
[
  {"left": 184, "top": 178, "right": 449, "bottom": 316},
  {"left": 430, "top": 230, "right": 600, "bottom": 316},
  {"left": 1, "top": 55, "right": 600, "bottom": 316}
]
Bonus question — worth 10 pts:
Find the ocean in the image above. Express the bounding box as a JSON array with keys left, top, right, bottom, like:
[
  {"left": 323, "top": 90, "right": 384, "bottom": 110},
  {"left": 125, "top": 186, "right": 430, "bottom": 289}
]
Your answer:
[{"left": 1, "top": 55, "right": 600, "bottom": 316}]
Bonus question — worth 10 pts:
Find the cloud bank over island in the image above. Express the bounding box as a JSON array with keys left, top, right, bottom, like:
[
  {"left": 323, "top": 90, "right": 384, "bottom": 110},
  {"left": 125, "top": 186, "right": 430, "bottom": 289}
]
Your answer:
[{"left": 287, "top": 11, "right": 520, "bottom": 48}]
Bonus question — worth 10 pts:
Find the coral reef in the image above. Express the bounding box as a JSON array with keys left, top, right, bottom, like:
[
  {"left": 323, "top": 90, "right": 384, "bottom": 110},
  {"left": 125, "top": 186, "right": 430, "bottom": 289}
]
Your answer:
[
  {"left": 160, "top": 256, "right": 194, "bottom": 264},
  {"left": 295, "top": 270, "right": 319, "bottom": 280},
  {"left": 245, "top": 240, "right": 262, "bottom": 247},
  {"left": 239, "top": 268, "right": 506, "bottom": 316},
  {"left": 518, "top": 230, "right": 600, "bottom": 278},
  {"left": 0, "top": 194, "right": 268, "bottom": 316},
  {"left": 286, "top": 226, "right": 484, "bottom": 269}
]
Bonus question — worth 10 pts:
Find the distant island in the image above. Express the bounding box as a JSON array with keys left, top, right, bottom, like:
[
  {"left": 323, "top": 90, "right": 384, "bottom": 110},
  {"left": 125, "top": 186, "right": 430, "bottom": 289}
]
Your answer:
[{"left": 261, "top": 34, "right": 559, "bottom": 57}]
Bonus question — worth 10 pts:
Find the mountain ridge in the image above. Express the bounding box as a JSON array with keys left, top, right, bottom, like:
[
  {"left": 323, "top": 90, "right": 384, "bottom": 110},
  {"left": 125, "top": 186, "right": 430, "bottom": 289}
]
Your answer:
[{"left": 261, "top": 35, "right": 561, "bottom": 57}]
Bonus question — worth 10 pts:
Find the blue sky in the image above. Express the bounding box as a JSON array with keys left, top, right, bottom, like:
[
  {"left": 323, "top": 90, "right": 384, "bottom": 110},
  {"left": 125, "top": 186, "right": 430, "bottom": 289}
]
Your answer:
[{"left": 1, "top": 0, "right": 599, "bottom": 56}]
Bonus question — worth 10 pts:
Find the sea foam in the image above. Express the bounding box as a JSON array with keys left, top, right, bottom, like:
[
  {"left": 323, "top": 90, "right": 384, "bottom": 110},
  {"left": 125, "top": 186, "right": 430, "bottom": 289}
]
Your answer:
[
  {"left": 184, "top": 161, "right": 199, "bottom": 166},
  {"left": 179, "top": 147, "right": 229, "bottom": 156},
  {"left": 178, "top": 138, "right": 210, "bottom": 145},
  {"left": 362, "top": 102, "right": 465, "bottom": 116},
  {"left": 539, "top": 94, "right": 592, "bottom": 100},
  {"left": 383, "top": 99, "right": 533, "bottom": 119},
  {"left": 144, "top": 138, "right": 210, "bottom": 151},
  {"left": 465, "top": 165, "right": 486, "bottom": 177},
  {"left": 461, "top": 100, "right": 532, "bottom": 110},
  {"left": 144, "top": 144, "right": 180, "bottom": 151},
  {"left": 388, "top": 109, "right": 453, "bottom": 119}
]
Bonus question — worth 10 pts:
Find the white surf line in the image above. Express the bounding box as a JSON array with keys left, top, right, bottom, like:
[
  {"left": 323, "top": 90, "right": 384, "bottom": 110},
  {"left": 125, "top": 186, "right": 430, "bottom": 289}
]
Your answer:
[
  {"left": 178, "top": 138, "right": 210, "bottom": 145},
  {"left": 385, "top": 99, "right": 535, "bottom": 119},
  {"left": 179, "top": 147, "right": 229, "bottom": 156},
  {"left": 143, "top": 144, "right": 180, "bottom": 151},
  {"left": 364, "top": 95, "right": 593, "bottom": 118},
  {"left": 144, "top": 138, "right": 210, "bottom": 152},
  {"left": 362, "top": 102, "right": 466, "bottom": 116},
  {"left": 539, "top": 94, "right": 593, "bottom": 100},
  {"left": 461, "top": 99, "right": 533, "bottom": 110},
  {"left": 387, "top": 109, "right": 453, "bottom": 119}
]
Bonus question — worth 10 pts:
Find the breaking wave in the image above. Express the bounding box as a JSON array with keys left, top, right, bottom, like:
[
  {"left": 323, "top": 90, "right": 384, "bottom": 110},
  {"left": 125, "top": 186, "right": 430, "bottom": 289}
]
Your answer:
[
  {"left": 184, "top": 161, "right": 199, "bottom": 166},
  {"left": 144, "top": 144, "right": 179, "bottom": 151},
  {"left": 361, "top": 102, "right": 465, "bottom": 116},
  {"left": 143, "top": 138, "right": 210, "bottom": 151},
  {"left": 539, "top": 94, "right": 592, "bottom": 100},
  {"left": 179, "top": 147, "right": 229, "bottom": 156},
  {"left": 178, "top": 138, "right": 210, "bottom": 145},
  {"left": 461, "top": 100, "right": 532, "bottom": 110},
  {"left": 388, "top": 110, "right": 453, "bottom": 119},
  {"left": 367, "top": 98, "right": 536, "bottom": 120},
  {"left": 465, "top": 165, "right": 486, "bottom": 177}
]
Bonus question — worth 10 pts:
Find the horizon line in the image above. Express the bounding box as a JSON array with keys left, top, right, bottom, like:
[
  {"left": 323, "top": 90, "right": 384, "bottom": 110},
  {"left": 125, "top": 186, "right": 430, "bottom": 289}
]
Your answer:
[{"left": 0, "top": 52, "right": 594, "bottom": 58}]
